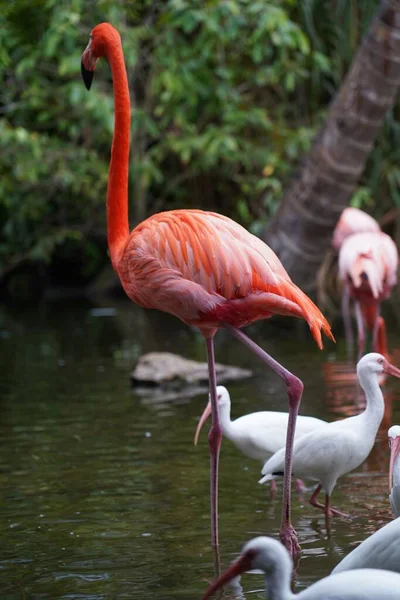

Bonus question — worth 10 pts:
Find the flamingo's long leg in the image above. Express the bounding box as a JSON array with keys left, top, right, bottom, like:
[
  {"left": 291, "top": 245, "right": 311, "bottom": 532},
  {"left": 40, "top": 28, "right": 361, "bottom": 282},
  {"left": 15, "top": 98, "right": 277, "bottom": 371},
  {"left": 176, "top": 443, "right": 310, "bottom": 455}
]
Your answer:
[
  {"left": 205, "top": 336, "right": 222, "bottom": 548},
  {"left": 372, "top": 303, "right": 381, "bottom": 352},
  {"left": 223, "top": 323, "right": 303, "bottom": 556},
  {"left": 376, "top": 315, "right": 388, "bottom": 357},
  {"left": 341, "top": 283, "right": 353, "bottom": 354},
  {"left": 354, "top": 300, "right": 366, "bottom": 358}
]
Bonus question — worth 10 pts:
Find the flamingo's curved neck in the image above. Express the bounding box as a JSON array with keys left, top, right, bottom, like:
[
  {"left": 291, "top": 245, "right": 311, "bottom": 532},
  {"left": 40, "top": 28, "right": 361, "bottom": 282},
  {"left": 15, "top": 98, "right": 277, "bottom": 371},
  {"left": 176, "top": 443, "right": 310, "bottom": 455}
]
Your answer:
[
  {"left": 358, "top": 372, "right": 384, "bottom": 436},
  {"left": 106, "top": 41, "right": 130, "bottom": 269}
]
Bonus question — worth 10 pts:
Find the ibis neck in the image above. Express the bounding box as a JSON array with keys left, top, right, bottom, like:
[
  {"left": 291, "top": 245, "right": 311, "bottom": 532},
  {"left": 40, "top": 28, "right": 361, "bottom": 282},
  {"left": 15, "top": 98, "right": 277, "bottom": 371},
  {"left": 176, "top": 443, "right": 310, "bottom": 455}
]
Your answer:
[
  {"left": 394, "top": 455, "right": 400, "bottom": 489},
  {"left": 218, "top": 402, "right": 233, "bottom": 437},
  {"left": 359, "top": 372, "right": 384, "bottom": 436},
  {"left": 264, "top": 561, "right": 295, "bottom": 600},
  {"left": 106, "top": 41, "right": 130, "bottom": 269}
]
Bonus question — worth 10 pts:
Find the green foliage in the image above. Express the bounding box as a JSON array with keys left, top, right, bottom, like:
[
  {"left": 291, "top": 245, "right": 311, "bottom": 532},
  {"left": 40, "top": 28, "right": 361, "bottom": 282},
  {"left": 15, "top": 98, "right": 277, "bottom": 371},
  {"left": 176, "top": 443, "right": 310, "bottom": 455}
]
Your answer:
[{"left": 0, "top": 0, "right": 391, "bottom": 283}]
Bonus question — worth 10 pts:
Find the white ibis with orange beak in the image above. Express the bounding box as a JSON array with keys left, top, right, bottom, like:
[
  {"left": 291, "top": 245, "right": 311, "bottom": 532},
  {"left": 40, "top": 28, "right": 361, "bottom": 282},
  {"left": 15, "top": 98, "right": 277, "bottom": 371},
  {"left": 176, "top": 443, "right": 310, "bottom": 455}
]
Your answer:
[
  {"left": 194, "top": 386, "right": 327, "bottom": 462},
  {"left": 260, "top": 354, "right": 400, "bottom": 518},
  {"left": 202, "top": 536, "right": 400, "bottom": 599},
  {"left": 389, "top": 425, "right": 400, "bottom": 517},
  {"left": 332, "top": 426, "right": 400, "bottom": 574}
]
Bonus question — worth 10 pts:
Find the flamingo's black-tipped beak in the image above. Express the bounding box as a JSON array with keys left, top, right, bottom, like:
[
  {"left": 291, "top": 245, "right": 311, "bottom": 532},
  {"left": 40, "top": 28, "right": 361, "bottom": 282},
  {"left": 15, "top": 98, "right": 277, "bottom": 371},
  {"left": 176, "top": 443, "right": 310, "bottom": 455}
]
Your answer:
[
  {"left": 81, "top": 38, "right": 97, "bottom": 90},
  {"left": 81, "top": 61, "right": 94, "bottom": 90}
]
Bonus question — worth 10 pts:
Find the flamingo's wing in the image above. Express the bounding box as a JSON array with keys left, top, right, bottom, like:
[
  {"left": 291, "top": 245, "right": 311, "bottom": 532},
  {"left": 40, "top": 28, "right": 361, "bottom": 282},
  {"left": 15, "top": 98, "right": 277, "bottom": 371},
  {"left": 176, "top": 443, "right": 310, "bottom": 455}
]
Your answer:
[{"left": 120, "top": 210, "right": 333, "bottom": 346}]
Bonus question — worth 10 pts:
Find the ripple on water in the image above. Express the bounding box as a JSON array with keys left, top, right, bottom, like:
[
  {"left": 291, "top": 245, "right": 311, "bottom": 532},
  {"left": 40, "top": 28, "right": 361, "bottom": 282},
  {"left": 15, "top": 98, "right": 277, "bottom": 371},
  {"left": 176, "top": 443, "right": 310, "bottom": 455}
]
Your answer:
[{"left": 1, "top": 303, "right": 400, "bottom": 598}]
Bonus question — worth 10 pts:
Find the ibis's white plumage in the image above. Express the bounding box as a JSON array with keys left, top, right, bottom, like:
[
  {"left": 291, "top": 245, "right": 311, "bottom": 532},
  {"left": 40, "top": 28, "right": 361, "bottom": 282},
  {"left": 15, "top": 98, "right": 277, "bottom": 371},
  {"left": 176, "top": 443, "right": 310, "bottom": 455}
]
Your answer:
[
  {"left": 259, "top": 354, "right": 400, "bottom": 514},
  {"left": 332, "top": 427, "right": 400, "bottom": 575},
  {"left": 196, "top": 386, "right": 327, "bottom": 462},
  {"left": 202, "top": 536, "right": 400, "bottom": 600},
  {"left": 332, "top": 517, "right": 400, "bottom": 574},
  {"left": 389, "top": 425, "right": 400, "bottom": 517}
]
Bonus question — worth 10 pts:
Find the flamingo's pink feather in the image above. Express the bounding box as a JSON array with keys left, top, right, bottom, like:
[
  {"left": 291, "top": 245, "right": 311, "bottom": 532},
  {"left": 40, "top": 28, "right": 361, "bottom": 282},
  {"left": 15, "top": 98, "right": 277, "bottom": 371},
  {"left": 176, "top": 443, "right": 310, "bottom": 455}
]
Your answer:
[
  {"left": 332, "top": 207, "right": 380, "bottom": 251},
  {"left": 117, "top": 210, "right": 334, "bottom": 347},
  {"left": 339, "top": 231, "right": 398, "bottom": 301}
]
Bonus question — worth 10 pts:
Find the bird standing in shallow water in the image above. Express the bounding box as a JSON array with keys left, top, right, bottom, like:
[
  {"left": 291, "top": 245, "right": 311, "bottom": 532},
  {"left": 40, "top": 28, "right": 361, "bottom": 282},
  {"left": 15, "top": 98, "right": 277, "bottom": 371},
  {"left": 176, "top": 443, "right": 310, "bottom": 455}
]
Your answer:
[
  {"left": 332, "top": 207, "right": 381, "bottom": 252},
  {"left": 338, "top": 230, "right": 397, "bottom": 357},
  {"left": 388, "top": 425, "right": 400, "bottom": 517},
  {"left": 331, "top": 426, "right": 400, "bottom": 575},
  {"left": 81, "top": 22, "right": 333, "bottom": 554},
  {"left": 202, "top": 536, "right": 400, "bottom": 599},
  {"left": 260, "top": 354, "right": 400, "bottom": 519},
  {"left": 194, "top": 385, "right": 327, "bottom": 492}
]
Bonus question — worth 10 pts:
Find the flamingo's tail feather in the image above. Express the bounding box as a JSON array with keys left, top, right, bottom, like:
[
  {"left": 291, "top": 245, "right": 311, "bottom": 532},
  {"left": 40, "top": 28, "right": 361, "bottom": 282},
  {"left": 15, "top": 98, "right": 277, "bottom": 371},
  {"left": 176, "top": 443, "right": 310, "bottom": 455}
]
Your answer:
[{"left": 283, "top": 281, "right": 335, "bottom": 349}]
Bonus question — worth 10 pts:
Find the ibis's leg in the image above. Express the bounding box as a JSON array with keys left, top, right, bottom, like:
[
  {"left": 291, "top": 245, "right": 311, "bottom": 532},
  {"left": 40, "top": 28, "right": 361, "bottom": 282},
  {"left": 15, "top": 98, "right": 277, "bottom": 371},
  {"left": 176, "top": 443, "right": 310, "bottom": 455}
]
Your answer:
[
  {"left": 354, "top": 300, "right": 365, "bottom": 358},
  {"left": 270, "top": 479, "right": 277, "bottom": 497},
  {"left": 309, "top": 484, "right": 324, "bottom": 511},
  {"left": 295, "top": 479, "right": 306, "bottom": 493},
  {"left": 376, "top": 316, "right": 388, "bottom": 357},
  {"left": 224, "top": 324, "right": 303, "bottom": 556},
  {"left": 309, "top": 485, "right": 349, "bottom": 518},
  {"left": 325, "top": 497, "right": 350, "bottom": 518},
  {"left": 205, "top": 336, "right": 222, "bottom": 548}
]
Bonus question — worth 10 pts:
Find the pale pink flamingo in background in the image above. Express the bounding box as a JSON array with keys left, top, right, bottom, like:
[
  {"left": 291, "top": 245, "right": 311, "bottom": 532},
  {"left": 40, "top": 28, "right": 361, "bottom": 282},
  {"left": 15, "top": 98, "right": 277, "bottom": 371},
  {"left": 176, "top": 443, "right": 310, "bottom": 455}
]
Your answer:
[
  {"left": 202, "top": 536, "right": 400, "bottom": 600},
  {"left": 81, "top": 23, "right": 334, "bottom": 554},
  {"left": 338, "top": 231, "right": 398, "bottom": 356},
  {"left": 260, "top": 354, "right": 400, "bottom": 520},
  {"left": 332, "top": 207, "right": 380, "bottom": 251}
]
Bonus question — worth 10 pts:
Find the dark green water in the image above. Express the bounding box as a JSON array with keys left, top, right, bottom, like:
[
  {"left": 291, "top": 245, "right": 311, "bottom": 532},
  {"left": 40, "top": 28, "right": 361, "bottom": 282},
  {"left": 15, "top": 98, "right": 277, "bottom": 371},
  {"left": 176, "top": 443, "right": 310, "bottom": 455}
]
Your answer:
[{"left": 1, "top": 297, "right": 399, "bottom": 599}]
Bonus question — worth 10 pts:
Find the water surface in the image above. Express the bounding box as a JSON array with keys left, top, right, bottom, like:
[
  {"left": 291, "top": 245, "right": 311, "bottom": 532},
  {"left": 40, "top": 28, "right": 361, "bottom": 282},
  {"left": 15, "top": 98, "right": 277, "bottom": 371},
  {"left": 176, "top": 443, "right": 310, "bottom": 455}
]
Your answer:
[{"left": 1, "top": 298, "right": 399, "bottom": 599}]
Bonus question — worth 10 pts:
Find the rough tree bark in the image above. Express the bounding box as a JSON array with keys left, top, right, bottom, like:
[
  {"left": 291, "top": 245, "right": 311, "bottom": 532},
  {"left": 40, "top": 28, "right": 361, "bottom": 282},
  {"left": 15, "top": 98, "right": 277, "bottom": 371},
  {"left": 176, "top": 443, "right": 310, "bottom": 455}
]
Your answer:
[{"left": 264, "top": 0, "right": 400, "bottom": 293}]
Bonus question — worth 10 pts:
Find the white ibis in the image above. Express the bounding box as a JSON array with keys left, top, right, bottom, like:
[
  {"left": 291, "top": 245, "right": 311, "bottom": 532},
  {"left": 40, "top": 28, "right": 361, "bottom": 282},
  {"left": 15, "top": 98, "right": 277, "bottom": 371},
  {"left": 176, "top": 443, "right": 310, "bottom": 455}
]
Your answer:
[
  {"left": 389, "top": 425, "right": 400, "bottom": 517},
  {"left": 202, "top": 536, "right": 400, "bottom": 599},
  {"left": 259, "top": 354, "right": 400, "bottom": 518},
  {"left": 332, "top": 426, "right": 400, "bottom": 574},
  {"left": 332, "top": 517, "right": 400, "bottom": 575},
  {"left": 194, "top": 386, "right": 327, "bottom": 491}
]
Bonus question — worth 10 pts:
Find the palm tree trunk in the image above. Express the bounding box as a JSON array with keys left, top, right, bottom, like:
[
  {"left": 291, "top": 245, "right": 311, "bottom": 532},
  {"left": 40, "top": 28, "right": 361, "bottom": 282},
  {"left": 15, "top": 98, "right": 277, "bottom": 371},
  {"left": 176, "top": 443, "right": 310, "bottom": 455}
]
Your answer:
[{"left": 264, "top": 0, "right": 400, "bottom": 293}]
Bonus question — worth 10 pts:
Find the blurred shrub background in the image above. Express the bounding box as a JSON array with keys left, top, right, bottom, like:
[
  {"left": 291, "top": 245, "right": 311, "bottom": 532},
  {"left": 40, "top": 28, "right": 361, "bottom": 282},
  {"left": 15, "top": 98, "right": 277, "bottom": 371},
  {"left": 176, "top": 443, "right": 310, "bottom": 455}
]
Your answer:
[{"left": 1, "top": 0, "right": 396, "bottom": 291}]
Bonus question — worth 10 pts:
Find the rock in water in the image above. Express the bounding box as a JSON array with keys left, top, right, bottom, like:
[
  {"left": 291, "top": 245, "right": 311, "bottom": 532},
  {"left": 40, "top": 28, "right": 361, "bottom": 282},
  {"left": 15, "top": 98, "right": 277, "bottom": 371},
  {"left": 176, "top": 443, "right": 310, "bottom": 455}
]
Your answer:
[{"left": 131, "top": 352, "right": 252, "bottom": 387}]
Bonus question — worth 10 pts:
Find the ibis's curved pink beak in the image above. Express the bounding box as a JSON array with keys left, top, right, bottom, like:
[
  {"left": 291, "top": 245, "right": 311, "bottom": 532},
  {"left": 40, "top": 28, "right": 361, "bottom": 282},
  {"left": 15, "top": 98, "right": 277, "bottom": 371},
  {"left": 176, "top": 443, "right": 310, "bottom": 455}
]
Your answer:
[
  {"left": 194, "top": 401, "right": 212, "bottom": 446},
  {"left": 389, "top": 436, "right": 400, "bottom": 491},
  {"left": 383, "top": 360, "right": 400, "bottom": 379},
  {"left": 202, "top": 553, "right": 252, "bottom": 599}
]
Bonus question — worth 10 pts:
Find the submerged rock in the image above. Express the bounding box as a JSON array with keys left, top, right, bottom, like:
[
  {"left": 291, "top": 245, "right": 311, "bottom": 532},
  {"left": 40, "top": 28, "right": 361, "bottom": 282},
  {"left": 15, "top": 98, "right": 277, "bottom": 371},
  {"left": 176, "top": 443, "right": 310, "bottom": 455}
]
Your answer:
[{"left": 131, "top": 352, "right": 252, "bottom": 387}]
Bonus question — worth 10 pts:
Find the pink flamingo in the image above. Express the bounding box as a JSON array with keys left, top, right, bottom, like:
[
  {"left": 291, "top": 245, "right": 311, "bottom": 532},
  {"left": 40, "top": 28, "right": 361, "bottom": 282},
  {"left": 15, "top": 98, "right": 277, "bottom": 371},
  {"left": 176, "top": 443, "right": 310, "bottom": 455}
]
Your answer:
[
  {"left": 332, "top": 207, "right": 380, "bottom": 251},
  {"left": 338, "top": 231, "right": 398, "bottom": 356},
  {"left": 81, "top": 22, "right": 334, "bottom": 554}
]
